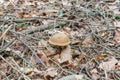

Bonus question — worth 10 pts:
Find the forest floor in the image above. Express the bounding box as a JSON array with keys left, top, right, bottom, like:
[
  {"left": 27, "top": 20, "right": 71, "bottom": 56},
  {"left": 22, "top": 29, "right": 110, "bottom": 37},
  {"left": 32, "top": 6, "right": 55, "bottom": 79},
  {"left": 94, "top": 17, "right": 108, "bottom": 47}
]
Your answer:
[{"left": 0, "top": 0, "right": 120, "bottom": 80}]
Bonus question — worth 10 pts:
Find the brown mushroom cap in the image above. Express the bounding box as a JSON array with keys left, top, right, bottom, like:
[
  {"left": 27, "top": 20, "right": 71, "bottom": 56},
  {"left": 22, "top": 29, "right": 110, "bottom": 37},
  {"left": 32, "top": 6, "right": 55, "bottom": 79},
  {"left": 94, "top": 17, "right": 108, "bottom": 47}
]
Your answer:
[{"left": 49, "top": 33, "right": 70, "bottom": 46}]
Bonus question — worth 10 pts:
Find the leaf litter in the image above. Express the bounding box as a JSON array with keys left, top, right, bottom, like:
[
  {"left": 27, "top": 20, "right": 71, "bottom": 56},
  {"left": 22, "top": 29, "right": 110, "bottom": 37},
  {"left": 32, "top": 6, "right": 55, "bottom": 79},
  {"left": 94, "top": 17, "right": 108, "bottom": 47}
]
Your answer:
[{"left": 0, "top": 0, "right": 120, "bottom": 80}]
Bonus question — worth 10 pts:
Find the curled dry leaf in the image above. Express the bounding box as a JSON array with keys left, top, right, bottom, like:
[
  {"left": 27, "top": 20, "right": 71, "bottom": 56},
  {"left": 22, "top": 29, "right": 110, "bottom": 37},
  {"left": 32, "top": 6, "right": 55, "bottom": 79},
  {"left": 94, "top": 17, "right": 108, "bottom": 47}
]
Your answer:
[
  {"left": 113, "top": 29, "right": 120, "bottom": 43},
  {"left": 43, "top": 67, "right": 57, "bottom": 78},
  {"left": 99, "top": 57, "right": 118, "bottom": 71},
  {"left": 58, "top": 46, "right": 72, "bottom": 64}
]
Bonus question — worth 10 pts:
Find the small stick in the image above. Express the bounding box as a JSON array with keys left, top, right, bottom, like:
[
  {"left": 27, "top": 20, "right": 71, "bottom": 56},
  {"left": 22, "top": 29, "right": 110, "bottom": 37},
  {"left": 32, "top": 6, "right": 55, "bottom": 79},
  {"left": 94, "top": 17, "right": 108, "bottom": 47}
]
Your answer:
[
  {"left": 0, "top": 25, "right": 12, "bottom": 41},
  {"left": 0, "top": 55, "right": 31, "bottom": 80}
]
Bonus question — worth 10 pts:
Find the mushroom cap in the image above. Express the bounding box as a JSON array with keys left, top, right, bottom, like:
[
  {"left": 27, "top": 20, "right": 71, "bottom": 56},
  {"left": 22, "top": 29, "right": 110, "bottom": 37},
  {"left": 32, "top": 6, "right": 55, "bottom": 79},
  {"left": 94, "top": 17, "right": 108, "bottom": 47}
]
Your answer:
[{"left": 49, "top": 33, "right": 70, "bottom": 46}]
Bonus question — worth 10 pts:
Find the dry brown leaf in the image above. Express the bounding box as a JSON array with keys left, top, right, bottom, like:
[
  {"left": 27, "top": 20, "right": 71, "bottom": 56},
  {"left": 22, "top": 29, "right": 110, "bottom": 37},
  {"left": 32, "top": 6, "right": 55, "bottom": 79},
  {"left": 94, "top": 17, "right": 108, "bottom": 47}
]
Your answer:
[
  {"left": 58, "top": 46, "right": 72, "bottom": 64},
  {"left": 23, "top": 14, "right": 30, "bottom": 18},
  {"left": 113, "top": 29, "right": 120, "bottom": 43},
  {"left": 38, "top": 39, "right": 48, "bottom": 48},
  {"left": 96, "top": 53, "right": 107, "bottom": 60},
  {"left": 36, "top": 50, "right": 50, "bottom": 66},
  {"left": 58, "top": 74, "right": 86, "bottom": 80},
  {"left": 38, "top": 39, "right": 55, "bottom": 56},
  {"left": 0, "top": 7, "right": 4, "bottom": 15},
  {"left": 71, "top": 40, "right": 80, "bottom": 45},
  {"left": 99, "top": 57, "right": 118, "bottom": 71},
  {"left": 91, "top": 73, "right": 100, "bottom": 80},
  {"left": 52, "top": 54, "right": 60, "bottom": 62},
  {"left": 44, "top": 47, "right": 55, "bottom": 56},
  {"left": 62, "top": 0, "right": 71, "bottom": 6},
  {"left": 15, "top": 11, "right": 24, "bottom": 18},
  {"left": 0, "top": 31, "right": 2, "bottom": 37},
  {"left": 108, "top": 1, "right": 120, "bottom": 14},
  {"left": 90, "top": 68, "right": 98, "bottom": 74},
  {"left": 42, "top": 20, "right": 53, "bottom": 25},
  {"left": 5, "top": 2, "right": 14, "bottom": 10},
  {"left": 114, "top": 21, "right": 120, "bottom": 27},
  {"left": 82, "top": 35, "right": 93, "bottom": 47},
  {"left": 43, "top": 67, "right": 57, "bottom": 78},
  {"left": 115, "top": 61, "right": 120, "bottom": 69},
  {"left": 101, "top": 32, "right": 109, "bottom": 39},
  {"left": 40, "top": 9, "right": 58, "bottom": 16},
  {"left": 20, "top": 67, "right": 42, "bottom": 75},
  {"left": 15, "top": 0, "right": 26, "bottom": 5},
  {"left": 63, "top": 27, "right": 71, "bottom": 33}
]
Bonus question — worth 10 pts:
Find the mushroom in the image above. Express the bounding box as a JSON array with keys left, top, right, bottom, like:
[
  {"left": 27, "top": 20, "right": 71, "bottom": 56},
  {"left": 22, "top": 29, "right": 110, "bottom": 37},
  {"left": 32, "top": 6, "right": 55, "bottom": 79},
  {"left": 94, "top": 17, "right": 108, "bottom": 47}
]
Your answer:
[{"left": 48, "top": 33, "right": 70, "bottom": 54}]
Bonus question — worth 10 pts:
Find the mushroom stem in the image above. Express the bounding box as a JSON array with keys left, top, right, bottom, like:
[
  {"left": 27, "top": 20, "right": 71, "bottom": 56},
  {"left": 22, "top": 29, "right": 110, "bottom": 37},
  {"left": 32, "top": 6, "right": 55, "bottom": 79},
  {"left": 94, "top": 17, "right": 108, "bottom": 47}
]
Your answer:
[{"left": 57, "top": 46, "right": 62, "bottom": 54}]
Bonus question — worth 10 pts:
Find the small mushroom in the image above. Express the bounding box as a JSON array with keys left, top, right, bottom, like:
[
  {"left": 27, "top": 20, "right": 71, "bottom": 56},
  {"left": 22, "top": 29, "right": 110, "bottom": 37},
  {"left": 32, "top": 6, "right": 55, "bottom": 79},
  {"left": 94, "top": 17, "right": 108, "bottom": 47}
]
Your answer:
[{"left": 49, "top": 33, "right": 70, "bottom": 54}]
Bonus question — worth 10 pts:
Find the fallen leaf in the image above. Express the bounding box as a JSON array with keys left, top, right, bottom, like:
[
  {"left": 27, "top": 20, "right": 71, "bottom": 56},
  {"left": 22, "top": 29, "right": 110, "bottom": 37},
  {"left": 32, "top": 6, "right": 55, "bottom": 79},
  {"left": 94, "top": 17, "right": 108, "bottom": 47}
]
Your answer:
[
  {"left": 36, "top": 50, "right": 50, "bottom": 66},
  {"left": 42, "top": 20, "right": 53, "bottom": 25},
  {"left": 90, "top": 68, "right": 98, "bottom": 74},
  {"left": 58, "top": 74, "right": 86, "bottom": 80},
  {"left": 5, "top": 2, "right": 14, "bottom": 10},
  {"left": 82, "top": 35, "right": 93, "bottom": 47},
  {"left": 43, "top": 67, "right": 57, "bottom": 78},
  {"left": 58, "top": 46, "right": 72, "bottom": 64},
  {"left": 0, "top": 7, "right": 4, "bottom": 15},
  {"left": 15, "top": 11, "right": 24, "bottom": 18},
  {"left": 101, "top": 32, "right": 110, "bottom": 39},
  {"left": 99, "top": 57, "right": 118, "bottom": 71},
  {"left": 20, "top": 67, "right": 42, "bottom": 75},
  {"left": 96, "top": 53, "right": 107, "bottom": 60},
  {"left": 23, "top": 14, "right": 30, "bottom": 18},
  {"left": 0, "top": 31, "right": 2, "bottom": 37},
  {"left": 63, "top": 27, "right": 71, "bottom": 33},
  {"left": 62, "top": 0, "right": 71, "bottom": 6},
  {"left": 38, "top": 39, "right": 48, "bottom": 48},
  {"left": 108, "top": 1, "right": 120, "bottom": 15},
  {"left": 114, "top": 21, "right": 120, "bottom": 27},
  {"left": 113, "top": 29, "right": 120, "bottom": 43},
  {"left": 115, "top": 61, "right": 120, "bottom": 69},
  {"left": 91, "top": 73, "right": 100, "bottom": 80},
  {"left": 39, "top": 39, "right": 55, "bottom": 56},
  {"left": 71, "top": 40, "right": 80, "bottom": 45},
  {"left": 40, "top": 9, "right": 58, "bottom": 16}
]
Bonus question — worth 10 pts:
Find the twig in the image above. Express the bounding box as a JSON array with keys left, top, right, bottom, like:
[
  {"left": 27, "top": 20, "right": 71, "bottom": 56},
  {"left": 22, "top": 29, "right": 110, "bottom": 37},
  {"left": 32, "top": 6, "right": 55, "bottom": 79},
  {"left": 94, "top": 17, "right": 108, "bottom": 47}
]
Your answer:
[
  {"left": 0, "top": 25, "right": 12, "bottom": 41},
  {"left": 21, "top": 22, "right": 65, "bottom": 34},
  {"left": 49, "top": 58, "right": 74, "bottom": 75},
  {"left": 0, "top": 71, "right": 9, "bottom": 80},
  {"left": 0, "top": 55, "right": 31, "bottom": 80},
  {"left": 11, "top": 32, "right": 47, "bottom": 68},
  {"left": 10, "top": 30, "right": 40, "bottom": 40},
  {"left": 0, "top": 38, "right": 15, "bottom": 52}
]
